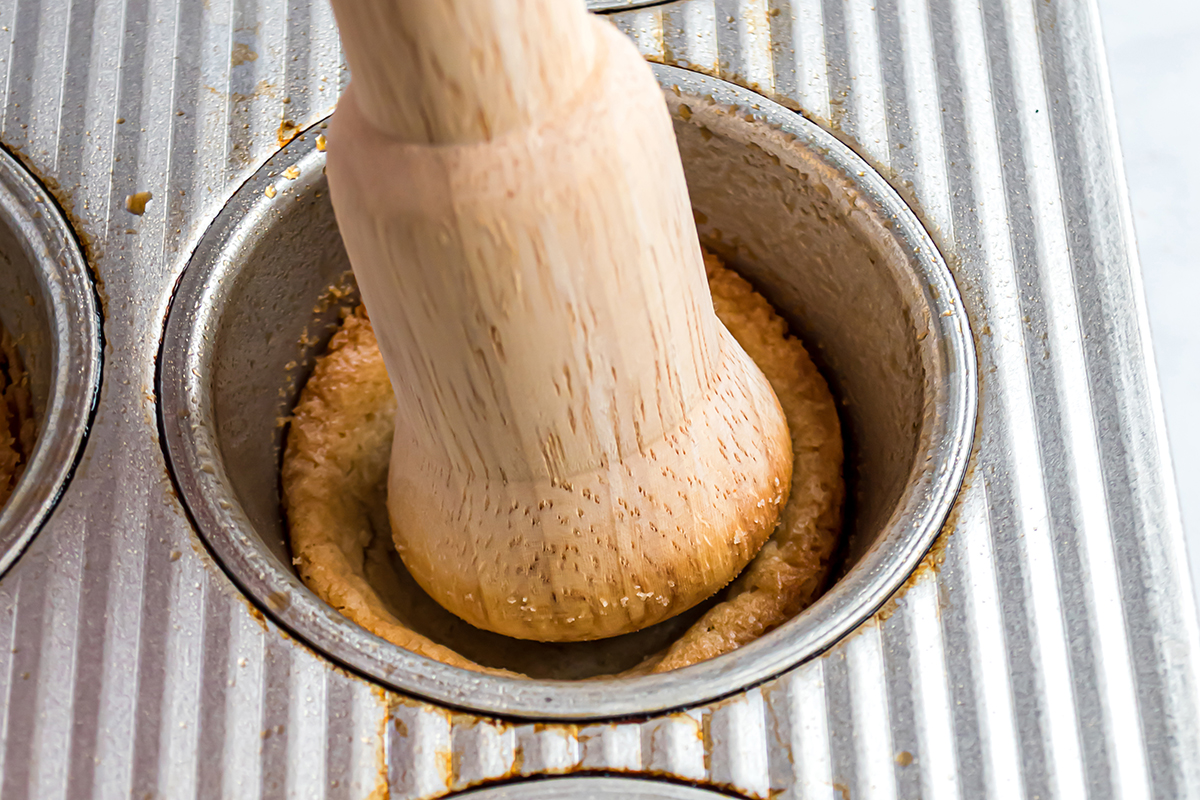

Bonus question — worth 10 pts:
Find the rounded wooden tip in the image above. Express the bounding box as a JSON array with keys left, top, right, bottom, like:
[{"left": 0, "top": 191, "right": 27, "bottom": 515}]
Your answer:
[{"left": 390, "top": 327, "right": 794, "bottom": 641}]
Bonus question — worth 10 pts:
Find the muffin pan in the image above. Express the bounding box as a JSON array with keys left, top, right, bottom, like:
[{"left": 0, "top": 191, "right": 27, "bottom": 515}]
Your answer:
[{"left": 1, "top": 0, "right": 1192, "bottom": 796}]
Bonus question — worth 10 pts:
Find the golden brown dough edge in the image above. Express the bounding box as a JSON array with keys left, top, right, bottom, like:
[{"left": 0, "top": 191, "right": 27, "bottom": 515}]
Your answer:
[
  {"left": 647, "top": 253, "right": 844, "bottom": 673},
  {"left": 282, "top": 254, "right": 844, "bottom": 677}
]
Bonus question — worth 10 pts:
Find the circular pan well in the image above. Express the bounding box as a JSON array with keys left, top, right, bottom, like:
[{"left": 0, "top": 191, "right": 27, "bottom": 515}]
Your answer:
[
  {"left": 586, "top": 1, "right": 670, "bottom": 11},
  {"left": 159, "top": 65, "right": 976, "bottom": 720},
  {"left": 0, "top": 148, "right": 101, "bottom": 576},
  {"left": 448, "top": 777, "right": 730, "bottom": 800}
]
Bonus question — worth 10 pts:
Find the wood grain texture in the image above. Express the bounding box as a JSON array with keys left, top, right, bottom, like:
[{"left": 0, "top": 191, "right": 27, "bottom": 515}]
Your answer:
[
  {"left": 328, "top": 0, "right": 596, "bottom": 143},
  {"left": 326, "top": 3, "right": 794, "bottom": 640}
]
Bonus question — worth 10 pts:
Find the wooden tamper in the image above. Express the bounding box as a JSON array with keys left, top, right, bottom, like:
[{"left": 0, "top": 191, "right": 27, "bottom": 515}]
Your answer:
[{"left": 325, "top": 0, "right": 793, "bottom": 641}]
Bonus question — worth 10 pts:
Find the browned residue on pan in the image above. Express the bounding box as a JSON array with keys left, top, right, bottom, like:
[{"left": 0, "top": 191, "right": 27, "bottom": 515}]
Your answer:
[{"left": 365, "top": 685, "right": 391, "bottom": 800}]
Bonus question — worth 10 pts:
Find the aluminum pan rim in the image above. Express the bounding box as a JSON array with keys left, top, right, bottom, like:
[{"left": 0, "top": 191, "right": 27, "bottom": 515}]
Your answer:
[
  {"left": 0, "top": 147, "right": 102, "bottom": 577},
  {"left": 447, "top": 777, "right": 731, "bottom": 799},
  {"left": 587, "top": 1, "right": 671, "bottom": 11},
  {"left": 159, "top": 64, "right": 977, "bottom": 720}
]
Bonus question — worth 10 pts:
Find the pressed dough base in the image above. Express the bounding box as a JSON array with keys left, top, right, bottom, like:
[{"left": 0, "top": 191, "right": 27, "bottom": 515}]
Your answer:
[
  {"left": 0, "top": 324, "right": 34, "bottom": 510},
  {"left": 282, "top": 253, "right": 844, "bottom": 677}
]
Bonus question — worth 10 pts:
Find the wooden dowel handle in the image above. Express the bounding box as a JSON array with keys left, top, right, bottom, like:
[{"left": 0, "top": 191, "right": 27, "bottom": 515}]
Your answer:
[{"left": 328, "top": 0, "right": 598, "bottom": 143}]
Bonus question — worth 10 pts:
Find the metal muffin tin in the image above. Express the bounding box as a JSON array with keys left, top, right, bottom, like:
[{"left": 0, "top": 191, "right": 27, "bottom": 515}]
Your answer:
[
  {"left": 0, "top": 147, "right": 100, "bottom": 576},
  {"left": 0, "top": 0, "right": 1197, "bottom": 798},
  {"left": 159, "top": 65, "right": 975, "bottom": 719}
]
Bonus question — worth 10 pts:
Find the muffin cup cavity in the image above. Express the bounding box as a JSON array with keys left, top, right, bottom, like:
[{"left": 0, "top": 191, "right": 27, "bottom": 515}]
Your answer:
[{"left": 159, "top": 65, "right": 975, "bottom": 720}]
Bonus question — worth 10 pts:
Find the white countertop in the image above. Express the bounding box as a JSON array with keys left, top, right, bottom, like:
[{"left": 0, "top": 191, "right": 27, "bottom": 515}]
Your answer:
[{"left": 1098, "top": 0, "right": 1200, "bottom": 607}]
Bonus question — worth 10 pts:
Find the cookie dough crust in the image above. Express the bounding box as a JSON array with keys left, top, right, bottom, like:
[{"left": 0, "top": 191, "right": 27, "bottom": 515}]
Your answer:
[
  {"left": 283, "top": 254, "right": 843, "bottom": 676},
  {"left": 0, "top": 324, "right": 34, "bottom": 510}
]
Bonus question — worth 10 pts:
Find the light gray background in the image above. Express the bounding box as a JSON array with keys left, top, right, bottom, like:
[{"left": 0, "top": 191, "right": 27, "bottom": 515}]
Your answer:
[{"left": 1098, "top": 0, "right": 1199, "bottom": 606}]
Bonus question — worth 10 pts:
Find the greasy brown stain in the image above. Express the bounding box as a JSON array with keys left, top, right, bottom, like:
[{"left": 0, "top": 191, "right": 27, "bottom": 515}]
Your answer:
[
  {"left": 646, "top": 26, "right": 673, "bottom": 72},
  {"left": 206, "top": 79, "right": 280, "bottom": 107},
  {"left": 896, "top": 750, "right": 914, "bottom": 767},
  {"left": 445, "top": 714, "right": 525, "bottom": 783},
  {"left": 228, "top": 590, "right": 269, "bottom": 634},
  {"left": 701, "top": 712, "right": 714, "bottom": 774},
  {"left": 220, "top": 576, "right": 350, "bottom": 656},
  {"left": 368, "top": 685, "right": 391, "bottom": 800},
  {"left": 511, "top": 740, "right": 524, "bottom": 776},
  {"left": 827, "top": 94, "right": 847, "bottom": 132},
  {"left": 364, "top": 784, "right": 389, "bottom": 800},
  {"left": 833, "top": 781, "right": 851, "bottom": 800},
  {"left": 436, "top": 738, "right": 453, "bottom": 789},
  {"left": 230, "top": 42, "right": 258, "bottom": 67},
  {"left": 450, "top": 745, "right": 466, "bottom": 788},
  {"left": 260, "top": 723, "right": 285, "bottom": 740},
  {"left": 873, "top": 441, "right": 978, "bottom": 624}
]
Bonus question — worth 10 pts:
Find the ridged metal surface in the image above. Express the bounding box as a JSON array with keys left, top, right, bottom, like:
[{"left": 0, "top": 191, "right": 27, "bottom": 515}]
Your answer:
[{"left": 0, "top": 1, "right": 1196, "bottom": 799}]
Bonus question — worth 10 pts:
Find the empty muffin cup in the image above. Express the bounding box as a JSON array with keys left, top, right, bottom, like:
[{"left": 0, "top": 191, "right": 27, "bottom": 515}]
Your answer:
[
  {"left": 0, "top": 148, "right": 101, "bottom": 575},
  {"left": 159, "top": 65, "right": 976, "bottom": 719}
]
